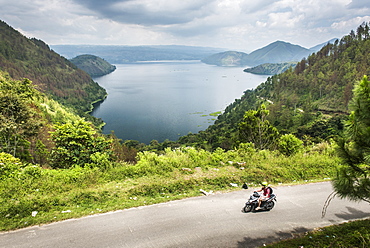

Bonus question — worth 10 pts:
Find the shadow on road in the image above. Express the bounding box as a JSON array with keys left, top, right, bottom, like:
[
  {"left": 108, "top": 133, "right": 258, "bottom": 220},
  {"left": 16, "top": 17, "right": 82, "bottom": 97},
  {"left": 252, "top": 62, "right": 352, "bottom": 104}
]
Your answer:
[
  {"left": 236, "top": 227, "right": 310, "bottom": 248},
  {"left": 333, "top": 206, "right": 370, "bottom": 221}
]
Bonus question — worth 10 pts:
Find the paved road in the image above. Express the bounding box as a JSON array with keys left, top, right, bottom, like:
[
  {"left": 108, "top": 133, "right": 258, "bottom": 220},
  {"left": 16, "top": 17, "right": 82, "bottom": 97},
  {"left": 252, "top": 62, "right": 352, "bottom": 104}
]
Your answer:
[{"left": 1, "top": 182, "right": 369, "bottom": 248}]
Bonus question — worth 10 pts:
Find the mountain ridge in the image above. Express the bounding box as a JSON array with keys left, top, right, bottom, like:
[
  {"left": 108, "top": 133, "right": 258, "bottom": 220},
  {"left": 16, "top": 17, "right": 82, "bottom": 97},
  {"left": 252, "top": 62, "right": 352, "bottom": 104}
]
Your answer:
[
  {"left": 246, "top": 40, "right": 310, "bottom": 65},
  {"left": 51, "top": 44, "right": 226, "bottom": 64},
  {"left": 201, "top": 39, "right": 337, "bottom": 67},
  {"left": 309, "top": 38, "right": 339, "bottom": 52},
  {"left": 52, "top": 39, "right": 337, "bottom": 67}
]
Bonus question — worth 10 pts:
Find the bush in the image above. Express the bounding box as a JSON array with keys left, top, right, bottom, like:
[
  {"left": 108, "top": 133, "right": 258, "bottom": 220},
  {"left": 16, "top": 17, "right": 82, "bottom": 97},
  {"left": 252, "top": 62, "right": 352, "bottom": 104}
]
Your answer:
[
  {"left": 0, "top": 152, "right": 23, "bottom": 179},
  {"left": 50, "top": 120, "right": 112, "bottom": 168},
  {"left": 278, "top": 134, "right": 303, "bottom": 156}
]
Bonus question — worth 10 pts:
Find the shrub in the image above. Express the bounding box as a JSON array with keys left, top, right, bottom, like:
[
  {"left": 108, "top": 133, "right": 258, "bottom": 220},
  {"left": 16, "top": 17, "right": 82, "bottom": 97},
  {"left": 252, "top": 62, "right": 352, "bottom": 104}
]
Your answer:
[
  {"left": 50, "top": 120, "right": 113, "bottom": 168},
  {"left": 88, "top": 152, "right": 112, "bottom": 170},
  {"left": 278, "top": 134, "right": 303, "bottom": 156},
  {"left": 0, "top": 152, "right": 23, "bottom": 179}
]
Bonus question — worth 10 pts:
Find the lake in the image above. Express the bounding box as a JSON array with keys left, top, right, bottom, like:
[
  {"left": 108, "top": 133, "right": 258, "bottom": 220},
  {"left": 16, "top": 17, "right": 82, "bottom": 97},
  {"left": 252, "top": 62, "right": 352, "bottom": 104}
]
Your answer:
[{"left": 91, "top": 61, "right": 267, "bottom": 144}]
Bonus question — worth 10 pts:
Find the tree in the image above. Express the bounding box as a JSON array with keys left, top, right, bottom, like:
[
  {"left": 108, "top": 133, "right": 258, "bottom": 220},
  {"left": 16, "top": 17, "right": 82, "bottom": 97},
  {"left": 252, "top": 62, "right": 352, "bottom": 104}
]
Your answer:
[
  {"left": 333, "top": 75, "right": 370, "bottom": 203},
  {"left": 238, "top": 104, "right": 279, "bottom": 150},
  {"left": 0, "top": 77, "right": 41, "bottom": 159},
  {"left": 108, "top": 131, "right": 137, "bottom": 163},
  {"left": 50, "top": 119, "right": 112, "bottom": 168}
]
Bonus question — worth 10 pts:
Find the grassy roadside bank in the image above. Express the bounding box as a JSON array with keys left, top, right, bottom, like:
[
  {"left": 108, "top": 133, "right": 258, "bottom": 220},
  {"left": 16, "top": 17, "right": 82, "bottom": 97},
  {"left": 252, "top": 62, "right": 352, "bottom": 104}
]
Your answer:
[{"left": 1, "top": 144, "right": 339, "bottom": 231}]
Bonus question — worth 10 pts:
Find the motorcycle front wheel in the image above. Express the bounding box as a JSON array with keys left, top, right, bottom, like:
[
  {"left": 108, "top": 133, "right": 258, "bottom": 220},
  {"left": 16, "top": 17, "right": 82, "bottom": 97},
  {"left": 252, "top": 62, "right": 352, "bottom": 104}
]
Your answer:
[{"left": 242, "top": 204, "right": 253, "bottom": 213}]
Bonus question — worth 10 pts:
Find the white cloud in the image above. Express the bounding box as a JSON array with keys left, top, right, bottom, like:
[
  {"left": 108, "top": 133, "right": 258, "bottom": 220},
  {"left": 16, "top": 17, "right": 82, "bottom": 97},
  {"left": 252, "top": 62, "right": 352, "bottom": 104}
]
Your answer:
[
  {"left": 347, "top": 0, "right": 370, "bottom": 9},
  {"left": 331, "top": 15, "right": 370, "bottom": 30},
  {"left": 0, "top": 0, "right": 368, "bottom": 51},
  {"left": 268, "top": 12, "right": 304, "bottom": 28}
]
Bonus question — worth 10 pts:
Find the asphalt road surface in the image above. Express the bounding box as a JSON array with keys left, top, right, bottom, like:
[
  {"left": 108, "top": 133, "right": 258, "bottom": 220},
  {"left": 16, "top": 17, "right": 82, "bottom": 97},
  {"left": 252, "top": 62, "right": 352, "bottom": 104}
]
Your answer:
[{"left": 1, "top": 181, "right": 369, "bottom": 248}]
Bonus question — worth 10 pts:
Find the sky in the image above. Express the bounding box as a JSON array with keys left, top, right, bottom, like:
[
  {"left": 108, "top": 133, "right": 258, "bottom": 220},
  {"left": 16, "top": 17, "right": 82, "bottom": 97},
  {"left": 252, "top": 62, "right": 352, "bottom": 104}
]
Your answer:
[{"left": 0, "top": 0, "right": 369, "bottom": 52}]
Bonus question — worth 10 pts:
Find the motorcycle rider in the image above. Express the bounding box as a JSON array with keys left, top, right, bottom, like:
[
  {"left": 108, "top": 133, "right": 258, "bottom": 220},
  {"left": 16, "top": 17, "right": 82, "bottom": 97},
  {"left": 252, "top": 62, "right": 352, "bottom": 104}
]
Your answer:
[{"left": 255, "top": 182, "right": 271, "bottom": 210}]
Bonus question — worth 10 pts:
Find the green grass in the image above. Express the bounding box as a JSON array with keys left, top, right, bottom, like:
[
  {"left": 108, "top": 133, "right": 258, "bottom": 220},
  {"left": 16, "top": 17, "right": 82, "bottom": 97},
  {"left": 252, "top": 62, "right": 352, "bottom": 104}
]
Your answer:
[
  {"left": 209, "top": 111, "right": 222, "bottom": 116},
  {"left": 1, "top": 144, "right": 340, "bottom": 231},
  {"left": 264, "top": 219, "right": 370, "bottom": 248},
  {"left": 190, "top": 111, "right": 221, "bottom": 117}
]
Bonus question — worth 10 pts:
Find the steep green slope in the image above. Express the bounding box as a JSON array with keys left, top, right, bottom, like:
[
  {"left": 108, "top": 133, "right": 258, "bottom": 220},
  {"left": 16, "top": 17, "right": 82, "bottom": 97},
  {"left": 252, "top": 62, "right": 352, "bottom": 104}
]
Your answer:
[
  {"left": 0, "top": 69, "right": 83, "bottom": 163},
  {"left": 180, "top": 22, "right": 370, "bottom": 150},
  {"left": 0, "top": 20, "right": 106, "bottom": 113},
  {"left": 70, "top": 54, "right": 116, "bottom": 77}
]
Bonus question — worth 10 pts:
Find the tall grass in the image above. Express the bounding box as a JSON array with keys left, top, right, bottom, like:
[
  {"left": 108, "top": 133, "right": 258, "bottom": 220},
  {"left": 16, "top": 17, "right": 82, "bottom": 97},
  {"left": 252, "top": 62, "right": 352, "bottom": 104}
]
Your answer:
[{"left": 0, "top": 144, "right": 339, "bottom": 231}]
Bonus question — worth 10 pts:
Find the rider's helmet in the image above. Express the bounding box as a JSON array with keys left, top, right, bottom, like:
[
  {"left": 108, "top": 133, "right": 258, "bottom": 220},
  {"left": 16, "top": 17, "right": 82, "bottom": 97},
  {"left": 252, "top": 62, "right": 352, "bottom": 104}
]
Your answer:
[{"left": 261, "top": 181, "right": 268, "bottom": 187}]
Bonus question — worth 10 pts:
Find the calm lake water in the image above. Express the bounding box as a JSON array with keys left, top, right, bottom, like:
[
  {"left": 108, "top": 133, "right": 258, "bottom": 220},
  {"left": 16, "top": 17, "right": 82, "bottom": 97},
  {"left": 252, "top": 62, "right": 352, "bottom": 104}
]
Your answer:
[{"left": 91, "top": 61, "right": 267, "bottom": 144}]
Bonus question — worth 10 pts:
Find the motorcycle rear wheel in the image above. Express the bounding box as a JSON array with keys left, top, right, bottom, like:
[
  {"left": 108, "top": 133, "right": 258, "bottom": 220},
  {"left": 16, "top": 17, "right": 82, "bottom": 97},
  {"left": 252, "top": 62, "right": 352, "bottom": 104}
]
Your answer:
[{"left": 243, "top": 204, "right": 253, "bottom": 213}]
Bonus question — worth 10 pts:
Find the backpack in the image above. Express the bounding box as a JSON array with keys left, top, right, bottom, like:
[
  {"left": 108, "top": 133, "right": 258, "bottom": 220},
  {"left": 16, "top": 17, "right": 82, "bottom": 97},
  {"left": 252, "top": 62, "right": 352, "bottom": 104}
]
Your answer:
[{"left": 267, "top": 186, "right": 273, "bottom": 194}]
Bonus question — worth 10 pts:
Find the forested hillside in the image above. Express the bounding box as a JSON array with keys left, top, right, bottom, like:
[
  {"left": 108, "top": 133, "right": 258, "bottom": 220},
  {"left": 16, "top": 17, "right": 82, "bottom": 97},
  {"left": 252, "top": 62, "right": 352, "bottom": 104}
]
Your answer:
[
  {"left": 0, "top": 20, "right": 106, "bottom": 114},
  {"left": 0, "top": 68, "right": 137, "bottom": 165},
  {"left": 0, "top": 70, "right": 80, "bottom": 162},
  {"left": 179, "top": 22, "right": 370, "bottom": 150}
]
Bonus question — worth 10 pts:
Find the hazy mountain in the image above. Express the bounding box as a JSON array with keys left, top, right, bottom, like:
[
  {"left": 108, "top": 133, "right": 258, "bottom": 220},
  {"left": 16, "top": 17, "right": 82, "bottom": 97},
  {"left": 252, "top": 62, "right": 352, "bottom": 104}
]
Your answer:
[
  {"left": 70, "top": 54, "right": 116, "bottom": 77},
  {"left": 309, "top": 38, "right": 339, "bottom": 53},
  {"left": 245, "top": 40, "right": 310, "bottom": 65},
  {"left": 243, "top": 62, "right": 298, "bottom": 75},
  {"left": 201, "top": 41, "right": 309, "bottom": 66},
  {"left": 200, "top": 51, "right": 249, "bottom": 66},
  {"left": 202, "top": 39, "right": 339, "bottom": 67},
  {"left": 51, "top": 45, "right": 226, "bottom": 64}
]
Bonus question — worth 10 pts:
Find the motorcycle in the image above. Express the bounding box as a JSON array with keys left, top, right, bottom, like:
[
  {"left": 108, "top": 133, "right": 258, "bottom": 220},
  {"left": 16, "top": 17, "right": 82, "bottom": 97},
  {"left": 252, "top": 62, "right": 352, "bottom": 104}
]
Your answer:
[{"left": 242, "top": 190, "right": 277, "bottom": 213}]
